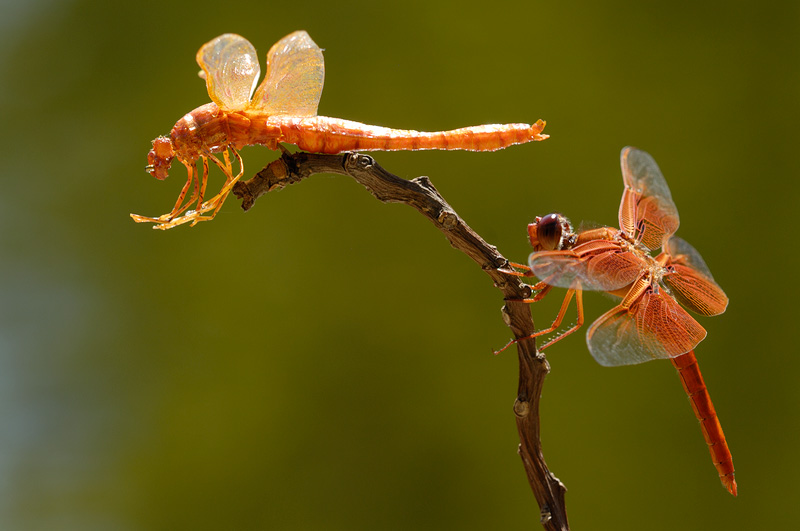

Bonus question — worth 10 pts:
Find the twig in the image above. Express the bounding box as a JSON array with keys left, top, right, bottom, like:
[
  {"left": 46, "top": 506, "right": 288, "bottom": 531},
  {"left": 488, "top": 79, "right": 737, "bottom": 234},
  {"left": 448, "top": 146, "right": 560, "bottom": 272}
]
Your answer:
[{"left": 233, "top": 151, "right": 569, "bottom": 530}]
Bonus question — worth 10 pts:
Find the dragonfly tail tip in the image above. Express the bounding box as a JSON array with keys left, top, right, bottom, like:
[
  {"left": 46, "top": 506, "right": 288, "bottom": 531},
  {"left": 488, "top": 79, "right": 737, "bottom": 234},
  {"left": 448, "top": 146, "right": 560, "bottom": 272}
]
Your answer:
[{"left": 721, "top": 475, "right": 737, "bottom": 497}]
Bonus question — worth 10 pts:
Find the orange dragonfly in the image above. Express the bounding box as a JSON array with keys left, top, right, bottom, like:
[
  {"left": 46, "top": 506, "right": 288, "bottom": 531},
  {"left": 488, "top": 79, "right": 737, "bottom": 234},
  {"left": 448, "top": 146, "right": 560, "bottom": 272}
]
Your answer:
[
  {"left": 131, "top": 31, "right": 548, "bottom": 229},
  {"left": 500, "top": 147, "right": 736, "bottom": 495}
]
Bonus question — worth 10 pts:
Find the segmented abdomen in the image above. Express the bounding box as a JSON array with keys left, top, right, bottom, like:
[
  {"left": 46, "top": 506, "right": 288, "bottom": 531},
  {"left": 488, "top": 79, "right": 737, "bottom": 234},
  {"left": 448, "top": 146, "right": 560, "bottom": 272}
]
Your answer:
[
  {"left": 671, "top": 351, "right": 737, "bottom": 496},
  {"left": 265, "top": 115, "right": 547, "bottom": 154}
]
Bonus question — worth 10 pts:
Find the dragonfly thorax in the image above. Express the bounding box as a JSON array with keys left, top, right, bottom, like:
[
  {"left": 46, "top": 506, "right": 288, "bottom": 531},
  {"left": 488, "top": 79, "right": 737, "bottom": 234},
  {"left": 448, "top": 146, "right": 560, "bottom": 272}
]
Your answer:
[{"left": 170, "top": 103, "right": 229, "bottom": 161}]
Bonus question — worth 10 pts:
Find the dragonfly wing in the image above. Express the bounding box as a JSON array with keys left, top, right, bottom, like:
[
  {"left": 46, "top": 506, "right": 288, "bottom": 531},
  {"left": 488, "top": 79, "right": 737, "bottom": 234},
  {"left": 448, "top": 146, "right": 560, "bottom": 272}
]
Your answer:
[
  {"left": 197, "top": 34, "right": 261, "bottom": 111},
  {"left": 665, "top": 236, "right": 715, "bottom": 279},
  {"left": 528, "top": 250, "right": 587, "bottom": 289},
  {"left": 663, "top": 237, "right": 728, "bottom": 316},
  {"left": 587, "top": 288, "right": 707, "bottom": 366},
  {"left": 618, "top": 147, "right": 680, "bottom": 251},
  {"left": 250, "top": 30, "right": 324, "bottom": 116},
  {"left": 529, "top": 241, "right": 643, "bottom": 292},
  {"left": 584, "top": 247, "right": 645, "bottom": 290}
]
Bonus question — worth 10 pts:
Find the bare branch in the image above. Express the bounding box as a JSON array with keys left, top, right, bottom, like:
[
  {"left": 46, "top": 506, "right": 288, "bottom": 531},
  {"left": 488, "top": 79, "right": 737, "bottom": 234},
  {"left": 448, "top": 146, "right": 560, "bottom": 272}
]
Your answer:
[{"left": 233, "top": 151, "right": 569, "bottom": 530}]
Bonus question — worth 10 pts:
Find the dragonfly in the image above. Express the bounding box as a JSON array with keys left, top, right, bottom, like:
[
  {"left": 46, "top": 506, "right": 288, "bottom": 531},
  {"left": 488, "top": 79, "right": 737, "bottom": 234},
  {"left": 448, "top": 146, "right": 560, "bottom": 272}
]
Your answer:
[
  {"left": 499, "top": 147, "right": 736, "bottom": 496},
  {"left": 131, "top": 31, "right": 548, "bottom": 229}
]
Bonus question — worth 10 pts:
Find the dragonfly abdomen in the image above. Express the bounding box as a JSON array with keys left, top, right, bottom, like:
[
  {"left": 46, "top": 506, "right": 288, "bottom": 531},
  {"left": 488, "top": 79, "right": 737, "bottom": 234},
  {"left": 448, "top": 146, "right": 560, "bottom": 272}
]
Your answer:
[
  {"left": 269, "top": 116, "right": 547, "bottom": 154},
  {"left": 671, "top": 351, "right": 737, "bottom": 496}
]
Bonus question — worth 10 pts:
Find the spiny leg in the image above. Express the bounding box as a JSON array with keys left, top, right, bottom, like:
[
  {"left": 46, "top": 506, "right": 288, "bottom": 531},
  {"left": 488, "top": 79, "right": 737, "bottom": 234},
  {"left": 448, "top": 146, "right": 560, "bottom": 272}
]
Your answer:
[
  {"left": 130, "top": 161, "right": 197, "bottom": 224},
  {"left": 190, "top": 148, "right": 245, "bottom": 226},
  {"left": 172, "top": 160, "right": 203, "bottom": 218},
  {"left": 152, "top": 212, "right": 202, "bottom": 230},
  {"left": 213, "top": 148, "right": 245, "bottom": 213},
  {"left": 508, "top": 261, "right": 534, "bottom": 272},
  {"left": 148, "top": 161, "right": 211, "bottom": 229},
  {"left": 494, "top": 282, "right": 584, "bottom": 354},
  {"left": 217, "top": 149, "right": 245, "bottom": 199},
  {"left": 153, "top": 159, "right": 212, "bottom": 229},
  {"left": 159, "top": 149, "right": 241, "bottom": 228},
  {"left": 537, "top": 287, "right": 584, "bottom": 350},
  {"left": 497, "top": 261, "right": 536, "bottom": 277},
  {"left": 527, "top": 281, "right": 553, "bottom": 302},
  {"left": 167, "top": 162, "right": 197, "bottom": 218},
  {"left": 196, "top": 156, "right": 210, "bottom": 211},
  {"left": 167, "top": 157, "right": 210, "bottom": 225}
]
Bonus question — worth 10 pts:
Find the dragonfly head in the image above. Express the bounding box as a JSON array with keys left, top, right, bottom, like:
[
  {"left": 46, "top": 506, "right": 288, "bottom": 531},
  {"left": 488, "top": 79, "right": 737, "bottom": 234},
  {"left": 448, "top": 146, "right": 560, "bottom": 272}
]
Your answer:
[
  {"left": 528, "top": 213, "right": 574, "bottom": 252},
  {"left": 146, "top": 136, "right": 175, "bottom": 180}
]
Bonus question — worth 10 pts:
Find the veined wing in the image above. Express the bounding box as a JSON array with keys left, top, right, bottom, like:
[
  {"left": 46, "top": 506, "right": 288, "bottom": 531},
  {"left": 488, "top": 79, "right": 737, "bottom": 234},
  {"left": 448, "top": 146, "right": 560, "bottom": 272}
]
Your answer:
[
  {"left": 665, "top": 236, "right": 716, "bottom": 279},
  {"left": 663, "top": 236, "right": 728, "bottom": 316},
  {"left": 250, "top": 31, "right": 324, "bottom": 116},
  {"left": 586, "top": 287, "right": 707, "bottom": 367},
  {"left": 618, "top": 147, "right": 680, "bottom": 251},
  {"left": 529, "top": 239, "right": 644, "bottom": 292},
  {"left": 197, "top": 34, "right": 261, "bottom": 111}
]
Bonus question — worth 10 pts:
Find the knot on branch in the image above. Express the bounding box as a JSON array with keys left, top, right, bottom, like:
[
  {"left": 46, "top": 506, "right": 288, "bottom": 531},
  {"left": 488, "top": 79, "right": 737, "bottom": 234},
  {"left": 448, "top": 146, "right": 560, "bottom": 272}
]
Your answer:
[
  {"left": 500, "top": 304, "right": 512, "bottom": 327},
  {"left": 521, "top": 283, "right": 533, "bottom": 298},
  {"left": 514, "top": 398, "right": 531, "bottom": 418},
  {"left": 437, "top": 209, "right": 458, "bottom": 229},
  {"left": 540, "top": 507, "right": 553, "bottom": 526},
  {"left": 343, "top": 152, "right": 375, "bottom": 172}
]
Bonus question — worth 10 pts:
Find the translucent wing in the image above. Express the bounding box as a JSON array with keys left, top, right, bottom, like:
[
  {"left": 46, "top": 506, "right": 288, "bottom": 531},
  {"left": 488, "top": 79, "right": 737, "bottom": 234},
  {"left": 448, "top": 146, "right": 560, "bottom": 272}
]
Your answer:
[
  {"left": 197, "top": 34, "right": 261, "bottom": 111},
  {"left": 663, "top": 236, "right": 728, "bottom": 316},
  {"left": 665, "top": 236, "right": 715, "bottom": 279},
  {"left": 618, "top": 147, "right": 680, "bottom": 251},
  {"left": 250, "top": 30, "right": 324, "bottom": 116},
  {"left": 587, "top": 287, "right": 707, "bottom": 367},
  {"left": 529, "top": 239, "right": 645, "bottom": 292}
]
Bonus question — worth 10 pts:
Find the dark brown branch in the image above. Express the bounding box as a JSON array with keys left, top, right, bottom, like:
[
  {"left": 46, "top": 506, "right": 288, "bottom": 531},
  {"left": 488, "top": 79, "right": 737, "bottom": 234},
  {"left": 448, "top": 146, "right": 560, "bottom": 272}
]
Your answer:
[{"left": 233, "top": 151, "right": 569, "bottom": 530}]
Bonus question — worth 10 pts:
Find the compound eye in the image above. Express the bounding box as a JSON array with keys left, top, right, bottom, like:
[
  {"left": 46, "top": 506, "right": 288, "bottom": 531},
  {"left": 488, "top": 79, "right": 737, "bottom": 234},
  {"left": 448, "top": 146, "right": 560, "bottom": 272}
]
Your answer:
[{"left": 536, "top": 213, "right": 563, "bottom": 251}]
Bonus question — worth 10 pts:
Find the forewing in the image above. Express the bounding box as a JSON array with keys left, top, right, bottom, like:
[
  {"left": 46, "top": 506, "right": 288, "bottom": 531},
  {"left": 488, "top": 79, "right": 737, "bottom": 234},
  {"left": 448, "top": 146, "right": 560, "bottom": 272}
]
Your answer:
[
  {"left": 663, "top": 237, "right": 728, "bottom": 316},
  {"left": 197, "top": 34, "right": 261, "bottom": 111},
  {"left": 618, "top": 147, "right": 680, "bottom": 250},
  {"left": 250, "top": 30, "right": 324, "bottom": 116},
  {"left": 587, "top": 288, "right": 707, "bottom": 366},
  {"left": 529, "top": 240, "right": 643, "bottom": 292}
]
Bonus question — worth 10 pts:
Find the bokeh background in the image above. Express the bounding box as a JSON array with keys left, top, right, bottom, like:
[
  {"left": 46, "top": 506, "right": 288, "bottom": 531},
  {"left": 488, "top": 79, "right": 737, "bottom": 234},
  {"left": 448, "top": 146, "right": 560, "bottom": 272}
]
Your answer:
[{"left": 1, "top": 0, "right": 797, "bottom": 529}]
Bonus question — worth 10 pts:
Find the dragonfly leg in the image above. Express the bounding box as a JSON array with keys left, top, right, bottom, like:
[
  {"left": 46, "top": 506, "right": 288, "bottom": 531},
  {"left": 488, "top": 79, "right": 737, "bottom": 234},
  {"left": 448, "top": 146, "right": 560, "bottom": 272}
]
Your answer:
[
  {"left": 497, "top": 261, "right": 535, "bottom": 277},
  {"left": 130, "top": 161, "right": 198, "bottom": 226},
  {"left": 502, "top": 279, "right": 554, "bottom": 304},
  {"left": 190, "top": 148, "right": 245, "bottom": 226},
  {"left": 131, "top": 147, "right": 246, "bottom": 230},
  {"left": 168, "top": 160, "right": 203, "bottom": 219},
  {"left": 197, "top": 156, "right": 210, "bottom": 209},
  {"left": 494, "top": 285, "right": 583, "bottom": 354},
  {"left": 152, "top": 160, "right": 210, "bottom": 230},
  {"left": 538, "top": 288, "right": 584, "bottom": 350}
]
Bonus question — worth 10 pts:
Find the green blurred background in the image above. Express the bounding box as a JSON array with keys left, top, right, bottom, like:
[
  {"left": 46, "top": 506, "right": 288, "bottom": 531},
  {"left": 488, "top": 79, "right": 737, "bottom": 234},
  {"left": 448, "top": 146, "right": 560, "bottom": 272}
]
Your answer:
[{"left": 1, "top": 0, "right": 796, "bottom": 529}]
